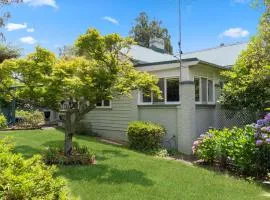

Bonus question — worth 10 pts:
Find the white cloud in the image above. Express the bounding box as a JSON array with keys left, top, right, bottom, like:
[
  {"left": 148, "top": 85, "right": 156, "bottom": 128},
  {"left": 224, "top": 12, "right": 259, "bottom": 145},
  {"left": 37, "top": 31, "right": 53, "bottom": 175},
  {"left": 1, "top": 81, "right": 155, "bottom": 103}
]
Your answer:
[
  {"left": 102, "top": 16, "right": 119, "bottom": 25},
  {"left": 6, "top": 23, "right": 27, "bottom": 31},
  {"left": 24, "top": 0, "right": 58, "bottom": 8},
  {"left": 20, "top": 36, "right": 37, "bottom": 45},
  {"left": 219, "top": 27, "right": 249, "bottom": 38},
  {"left": 27, "top": 28, "right": 35, "bottom": 32}
]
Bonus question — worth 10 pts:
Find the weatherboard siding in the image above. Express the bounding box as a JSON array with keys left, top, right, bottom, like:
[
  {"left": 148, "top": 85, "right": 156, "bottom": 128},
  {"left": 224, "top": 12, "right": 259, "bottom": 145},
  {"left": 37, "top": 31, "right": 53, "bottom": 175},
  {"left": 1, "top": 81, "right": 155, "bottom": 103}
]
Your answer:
[{"left": 82, "top": 94, "right": 135, "bottom": 141}]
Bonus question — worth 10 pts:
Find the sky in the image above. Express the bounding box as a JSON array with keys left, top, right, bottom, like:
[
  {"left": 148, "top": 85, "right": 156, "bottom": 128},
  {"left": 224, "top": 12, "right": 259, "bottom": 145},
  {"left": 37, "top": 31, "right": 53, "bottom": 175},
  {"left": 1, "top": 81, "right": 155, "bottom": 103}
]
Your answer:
[{"left": 1, "top": 0, "right": 264, "bottom": 56}]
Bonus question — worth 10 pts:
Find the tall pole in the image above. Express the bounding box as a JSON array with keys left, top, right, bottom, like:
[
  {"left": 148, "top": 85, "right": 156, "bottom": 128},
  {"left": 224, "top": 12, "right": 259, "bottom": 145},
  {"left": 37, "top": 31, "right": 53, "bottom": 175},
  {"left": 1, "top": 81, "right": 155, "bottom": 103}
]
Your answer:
[{"left": 178, "top": 0, "right": 182, "bottom": 81}]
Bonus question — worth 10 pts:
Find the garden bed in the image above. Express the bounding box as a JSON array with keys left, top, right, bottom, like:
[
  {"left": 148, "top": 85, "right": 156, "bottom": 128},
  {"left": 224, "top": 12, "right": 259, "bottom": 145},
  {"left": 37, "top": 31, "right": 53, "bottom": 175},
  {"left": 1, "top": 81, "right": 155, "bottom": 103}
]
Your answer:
[{"left": 43, "top": 143, "right": 96, "bottom": 165}]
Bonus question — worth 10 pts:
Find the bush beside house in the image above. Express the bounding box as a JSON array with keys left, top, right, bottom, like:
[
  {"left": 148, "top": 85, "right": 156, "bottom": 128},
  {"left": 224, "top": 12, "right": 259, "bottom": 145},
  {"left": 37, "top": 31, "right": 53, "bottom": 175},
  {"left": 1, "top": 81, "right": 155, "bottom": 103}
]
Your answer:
[
  {"left": 193, "top": 113, "right": 270, "bottom": 178},
  {"left": 127, "top": 121, "right": 166, "bottom": 151}
]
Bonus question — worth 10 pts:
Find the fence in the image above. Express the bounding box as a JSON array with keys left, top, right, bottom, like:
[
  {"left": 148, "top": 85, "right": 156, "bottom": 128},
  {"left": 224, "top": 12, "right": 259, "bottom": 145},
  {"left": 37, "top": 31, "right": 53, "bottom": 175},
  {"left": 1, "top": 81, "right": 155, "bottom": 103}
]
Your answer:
[{"left": 213, "top": 108, "right": 263, "bottom": 129}]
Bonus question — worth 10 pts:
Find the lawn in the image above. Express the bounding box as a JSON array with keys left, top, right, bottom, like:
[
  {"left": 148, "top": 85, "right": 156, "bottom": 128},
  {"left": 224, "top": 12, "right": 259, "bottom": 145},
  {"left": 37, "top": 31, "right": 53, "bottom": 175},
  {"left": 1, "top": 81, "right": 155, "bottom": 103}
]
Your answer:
[{"left": 0, "top": 129, "right": 269, "bottom": 200}]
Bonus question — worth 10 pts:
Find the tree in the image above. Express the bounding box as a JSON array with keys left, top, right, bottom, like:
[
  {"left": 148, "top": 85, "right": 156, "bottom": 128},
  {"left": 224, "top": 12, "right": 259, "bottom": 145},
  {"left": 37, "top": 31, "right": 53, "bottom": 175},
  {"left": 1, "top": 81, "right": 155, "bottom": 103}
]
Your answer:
[
  {"left": 220, "top": 1, "right": 270, "bottom": 112},
  {"left": 0, "top": 0, "right": 22, "bottom": 40},
  {"left": 130, "top": 12, "right": 173, "bottom": 54},
  {"left": 0, "top": 28, "right": 161, "bottom": 156},
  {"left": 0, "top": 44, "right": 20, "bottom": 63}
]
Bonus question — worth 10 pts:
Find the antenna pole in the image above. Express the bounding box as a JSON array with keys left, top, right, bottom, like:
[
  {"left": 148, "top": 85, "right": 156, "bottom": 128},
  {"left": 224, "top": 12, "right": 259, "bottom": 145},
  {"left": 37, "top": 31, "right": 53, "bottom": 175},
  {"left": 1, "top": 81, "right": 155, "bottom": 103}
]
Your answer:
[{"left": 178, "top": 0, "right": 182, "bottom": 81}]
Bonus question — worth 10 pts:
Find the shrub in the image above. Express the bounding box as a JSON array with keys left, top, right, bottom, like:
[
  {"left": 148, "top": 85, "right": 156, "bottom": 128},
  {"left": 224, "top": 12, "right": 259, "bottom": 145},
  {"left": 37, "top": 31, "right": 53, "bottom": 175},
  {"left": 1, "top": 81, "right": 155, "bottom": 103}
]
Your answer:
[
  {"left": 127, "top": 121, "right": 166, "bottom": 151},
  {"left": 0, "top": 137, "right": 67, "bottom": 200},
  {"left": 16, "top": 110, "right": 44, "bottom": 128},
  {"left": 253, "top": 113, "right": 270, "bottom": 176},
  {"left": 193, "top": 126, "right": 257, "bottom": 174},
  {"left": 43, "top": 142, "right": 96, "bottom": 165},
  {"left": 0, "top": 114, "right": 7, "bottom": 129},
  {"left": 193, "top": 113, "right": 270, "bottom": 177}
]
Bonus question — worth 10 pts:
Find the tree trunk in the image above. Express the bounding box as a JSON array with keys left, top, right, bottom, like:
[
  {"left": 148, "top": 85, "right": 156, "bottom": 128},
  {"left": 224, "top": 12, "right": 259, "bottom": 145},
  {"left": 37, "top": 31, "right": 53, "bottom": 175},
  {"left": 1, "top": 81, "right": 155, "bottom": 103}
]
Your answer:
[{"left": 64, "top": 110, "right": 76, "bottom": 156}]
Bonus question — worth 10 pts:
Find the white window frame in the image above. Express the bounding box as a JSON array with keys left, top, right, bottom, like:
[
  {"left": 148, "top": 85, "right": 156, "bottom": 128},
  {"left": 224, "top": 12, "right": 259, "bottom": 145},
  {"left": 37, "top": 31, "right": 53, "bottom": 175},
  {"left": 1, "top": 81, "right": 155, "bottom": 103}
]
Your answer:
[
  {"left": 194, "top": 76, "right": 215, "bottom": 105},
  {"left": 96, "top": 100, "right": 112, "bottom": 108},
  {"left": 138, "top": 77, "right": 180, "bottom": 105}
]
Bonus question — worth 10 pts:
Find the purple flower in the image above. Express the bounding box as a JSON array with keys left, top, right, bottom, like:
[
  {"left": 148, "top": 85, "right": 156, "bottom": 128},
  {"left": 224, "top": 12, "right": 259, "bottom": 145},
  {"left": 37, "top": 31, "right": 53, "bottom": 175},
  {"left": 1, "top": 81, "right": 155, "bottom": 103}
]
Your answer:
[
  {"left": 264, "top": 113, "right": 270, "bottom": 122},
  {"left": 256, "top": 140, "right": 264, "bottom": 146},
  {"left": 262, "top": 133, "right": 268, "bottom": 139},
  {"left": 254, "top": 132, "right": 260, "bottom": 139},
  {"left": 255, "top": 124, "right": 261, "bottom": 129},
  {"left": 200, "top": 134, "right": 205, "bottom": 138},
  {"left": 266, "top": 138, "right": 270, "bottom": 144},
  {"left": 257, "top": 119, "right": 266, "bottom": 127}
]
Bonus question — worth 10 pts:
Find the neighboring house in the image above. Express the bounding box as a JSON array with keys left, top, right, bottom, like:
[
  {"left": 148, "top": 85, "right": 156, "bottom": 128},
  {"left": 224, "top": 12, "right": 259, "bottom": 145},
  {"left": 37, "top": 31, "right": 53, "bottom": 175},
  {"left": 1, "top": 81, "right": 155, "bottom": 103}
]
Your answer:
[{"left": 81, "top": 41, "right": 248, "bottom": 154}]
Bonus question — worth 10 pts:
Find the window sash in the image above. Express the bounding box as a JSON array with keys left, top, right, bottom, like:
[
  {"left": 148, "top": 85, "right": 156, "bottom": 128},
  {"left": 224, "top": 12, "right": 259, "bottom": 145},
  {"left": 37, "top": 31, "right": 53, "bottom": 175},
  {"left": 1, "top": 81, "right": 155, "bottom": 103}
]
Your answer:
[
  {"left": 140, "top": 77, "right": 180, "bottom": 105},
  {"left": 96, "top": 100, "right": 111, "bottom": 108},
  {"left": 194, "top": 77, "right": 215, "bottom": 104},
  {"left": 194, "top": 78, "right": 200, "bottom": 102},
  {"left": 208, "top": 80, "right": 214, "bottom": 102},
  {"left": 166, "top": 78, "right": 180, "bottom": 103}
]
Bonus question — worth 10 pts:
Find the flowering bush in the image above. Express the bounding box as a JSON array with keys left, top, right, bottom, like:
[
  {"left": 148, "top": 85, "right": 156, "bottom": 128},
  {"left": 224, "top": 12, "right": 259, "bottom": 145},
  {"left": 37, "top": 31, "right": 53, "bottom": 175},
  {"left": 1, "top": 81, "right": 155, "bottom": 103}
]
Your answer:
[
  {"left": 254, "top": 113, "right": 270, "bottom": 146},
  {"left": 193, "top": 113, "right": 270, "bottom": 177},
  {"left": 253, "top": 113, "right": 270, "bottom": 175}
]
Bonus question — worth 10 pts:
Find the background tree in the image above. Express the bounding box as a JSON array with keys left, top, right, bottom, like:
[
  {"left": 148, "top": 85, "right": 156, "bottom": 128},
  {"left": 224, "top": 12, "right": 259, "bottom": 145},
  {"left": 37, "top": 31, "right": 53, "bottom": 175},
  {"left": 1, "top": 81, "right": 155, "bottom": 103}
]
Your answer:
[
  {"left": 0, "top": 0, "right": 22, "bottom": 40},
  {"left": 130, "top": 12, "right": 173, "bottom": 54},
  {"left": 220, "top": 0, "right": 270, "bottom": 112},
  {"left": 0, "top": 44, "right": 20, "bottom": 63},
  {"left": 0, "top": 28, "right": 160, "bottom": 156}
]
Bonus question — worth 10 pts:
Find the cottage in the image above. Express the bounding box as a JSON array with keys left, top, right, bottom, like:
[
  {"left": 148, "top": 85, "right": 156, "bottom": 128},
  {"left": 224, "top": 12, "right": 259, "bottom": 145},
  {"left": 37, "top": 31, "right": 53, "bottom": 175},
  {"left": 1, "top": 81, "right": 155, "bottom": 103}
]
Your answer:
[{"left": 81, "top": 41, "right": 248, "bottom": 154}]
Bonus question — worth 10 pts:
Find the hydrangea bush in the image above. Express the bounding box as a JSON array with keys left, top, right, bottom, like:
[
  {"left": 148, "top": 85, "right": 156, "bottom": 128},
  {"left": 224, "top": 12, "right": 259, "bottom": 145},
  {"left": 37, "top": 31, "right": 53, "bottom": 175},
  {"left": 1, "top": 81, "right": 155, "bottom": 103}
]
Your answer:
[
  {"left": 193, "top": 113, "right": 270, "bottom": 177},
  {"left": 254, "top": 113, "right": 270, "bottom": 146},
  {"left": 253, "top": 113, "right": 270, "bottom": 175}
]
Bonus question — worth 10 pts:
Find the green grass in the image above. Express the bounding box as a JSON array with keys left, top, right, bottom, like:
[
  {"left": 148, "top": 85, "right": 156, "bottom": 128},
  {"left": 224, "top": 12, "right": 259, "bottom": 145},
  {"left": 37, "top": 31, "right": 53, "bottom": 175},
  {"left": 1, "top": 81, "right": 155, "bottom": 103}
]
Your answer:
[{"left": 0, "top": 129, "right": 269, "bottom": 200}]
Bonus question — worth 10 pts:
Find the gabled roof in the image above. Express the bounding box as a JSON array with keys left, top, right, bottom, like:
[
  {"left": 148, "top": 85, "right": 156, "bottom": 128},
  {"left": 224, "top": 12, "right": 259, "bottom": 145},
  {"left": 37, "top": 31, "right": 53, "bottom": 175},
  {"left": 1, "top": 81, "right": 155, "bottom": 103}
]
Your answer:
[
  {"left": 121, "top": 45, "right": 176, "bottom": 64},
  {"left": 122, "top": 42, "right": 247, "bottom": 69},
  {"left": 181, "top": 42, "right": 248, "bottom": 68}
]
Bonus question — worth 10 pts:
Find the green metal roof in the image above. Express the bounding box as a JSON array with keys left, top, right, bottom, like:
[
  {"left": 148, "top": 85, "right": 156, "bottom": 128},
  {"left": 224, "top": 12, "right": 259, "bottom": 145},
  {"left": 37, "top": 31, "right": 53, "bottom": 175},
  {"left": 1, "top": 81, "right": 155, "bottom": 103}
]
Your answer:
[
  {"left": 123, "top": 42, "right": 247, "bottom": 68},
  {"left": 181, "top": 42, "right": 247, "bottom": 68},
  {"left": 122, "top": 45, "right": 176, "bottom": 64}
]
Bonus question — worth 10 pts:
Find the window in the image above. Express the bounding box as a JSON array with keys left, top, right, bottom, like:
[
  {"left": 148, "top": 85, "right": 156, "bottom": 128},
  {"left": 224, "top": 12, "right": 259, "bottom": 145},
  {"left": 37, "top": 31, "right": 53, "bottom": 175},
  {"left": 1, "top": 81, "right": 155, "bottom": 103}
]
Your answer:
[
  {"left": 166, "top": 78, "right": 180, "bottom": 102},
  {"left": 153, "top": 78, "right": 164, "bottom": 103},
  {"left": 140, "top": 77, "right": 180, "bottom": 104},
  {"left": 208, "top": 80, "right": 214, "bottom": 102},
  {"left": 201, "top": 78, "right": 207, "bottom": 102},
  {"left": 194, "top": 78, "right": 200, "bottom": 102},
  {"left": 194, "top": 77, "right": 215, "bottom": 104},
  {"left": 141, "top": 89, "right": 152, "bottom": 103},
  {"left": 96, "top": 99, "right": 111, "bottom": 108}
]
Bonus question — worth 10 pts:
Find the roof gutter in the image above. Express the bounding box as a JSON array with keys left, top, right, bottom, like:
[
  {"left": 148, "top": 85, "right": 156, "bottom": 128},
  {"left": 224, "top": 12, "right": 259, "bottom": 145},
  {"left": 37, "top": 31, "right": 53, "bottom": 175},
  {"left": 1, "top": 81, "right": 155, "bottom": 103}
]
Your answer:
[{"left": 134, "top": 57, "right": 228, "bottom": 70}]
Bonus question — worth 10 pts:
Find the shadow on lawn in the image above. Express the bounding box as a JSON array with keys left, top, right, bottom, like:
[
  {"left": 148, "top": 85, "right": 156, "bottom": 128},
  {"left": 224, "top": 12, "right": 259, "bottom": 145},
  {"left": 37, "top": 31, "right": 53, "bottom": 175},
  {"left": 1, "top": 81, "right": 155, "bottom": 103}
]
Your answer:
[
  {"left": 14, "top": 145, "right": 42, "bottom": 158},
  {"left": 42, "top": 140, "right": 153, "bottom": 186},
  {"left": 57, "top": 164, "right": 154, "bottom": 186}
]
